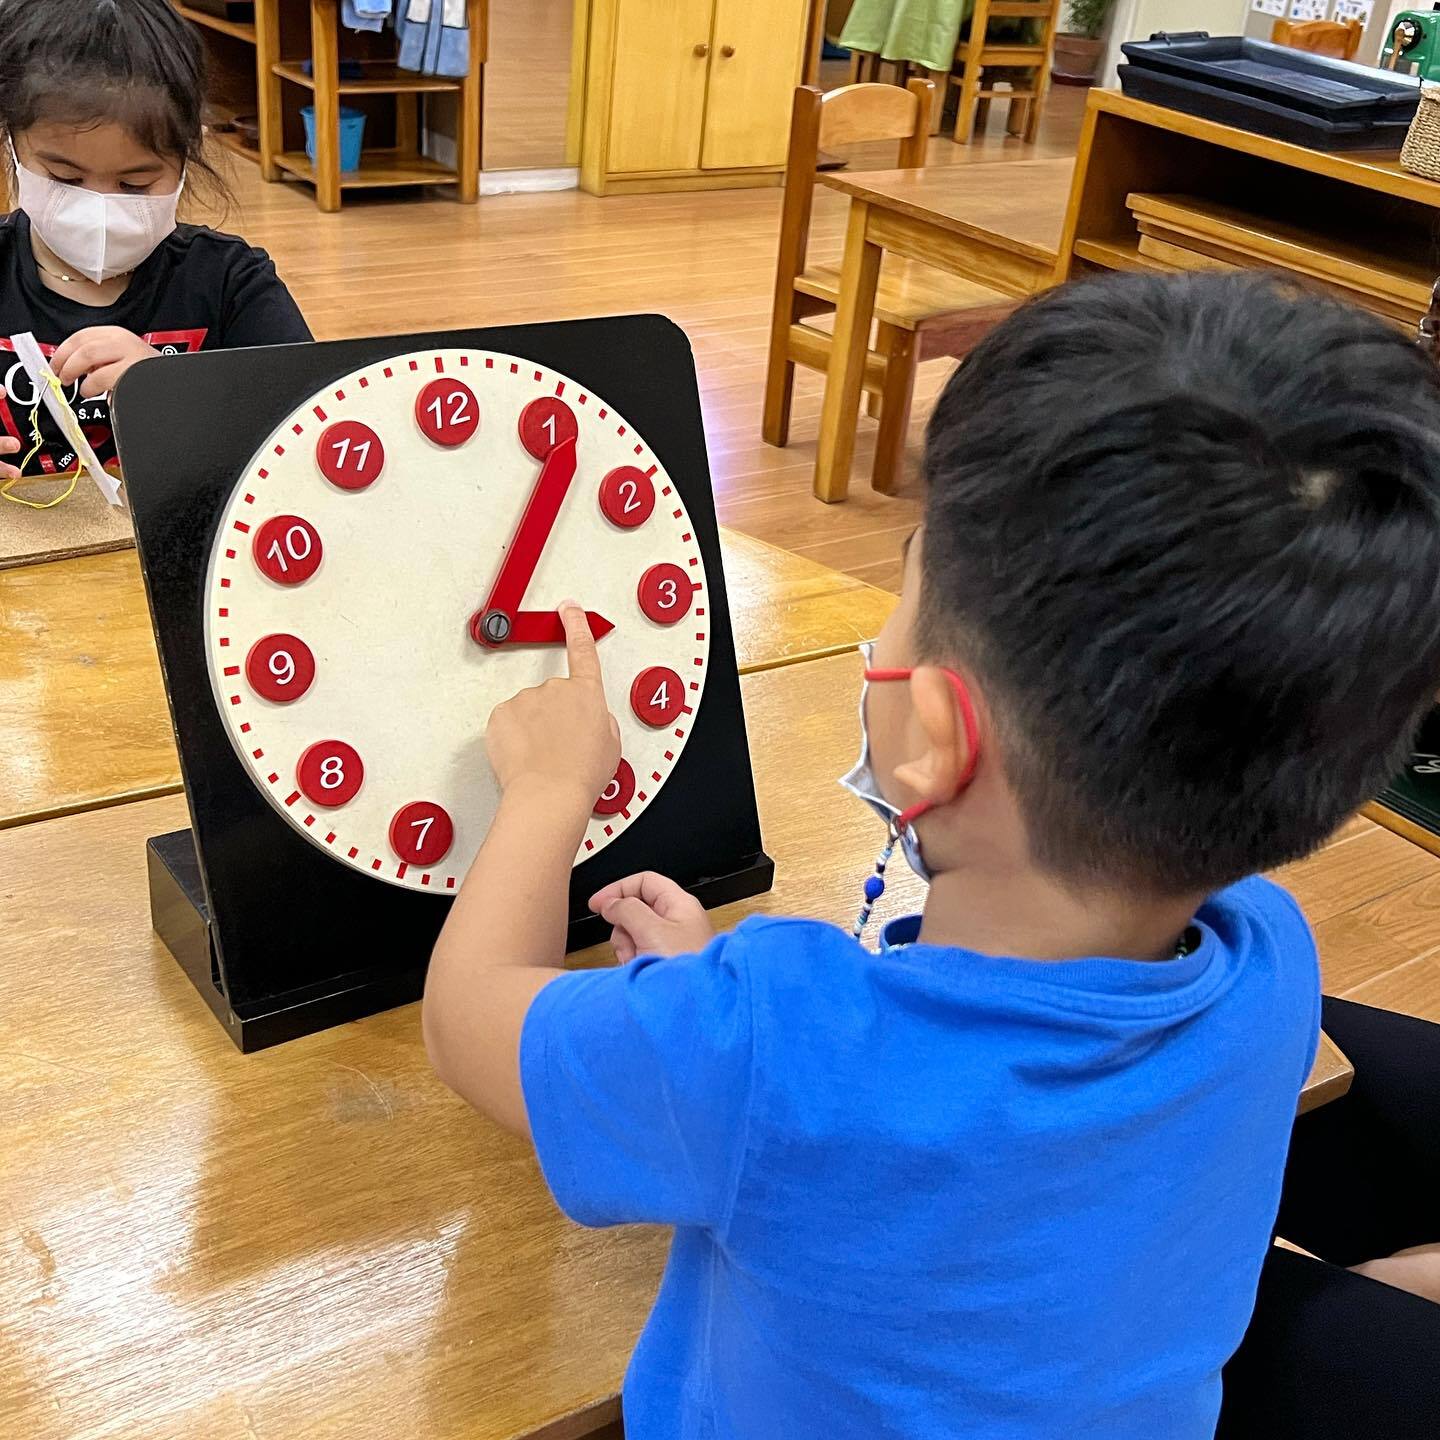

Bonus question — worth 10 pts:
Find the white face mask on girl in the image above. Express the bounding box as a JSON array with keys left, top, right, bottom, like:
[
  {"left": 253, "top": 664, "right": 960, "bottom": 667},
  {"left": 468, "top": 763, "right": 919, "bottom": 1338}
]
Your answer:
[{"left": 10, "top": 143, "right": 183, "bottom": 284}]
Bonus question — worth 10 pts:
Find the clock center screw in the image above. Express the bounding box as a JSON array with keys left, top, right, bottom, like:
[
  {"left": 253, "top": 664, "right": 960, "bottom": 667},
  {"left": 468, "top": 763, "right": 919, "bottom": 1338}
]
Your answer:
[{"left": 480, "top": 610, "right": 512, "bottom": 645}]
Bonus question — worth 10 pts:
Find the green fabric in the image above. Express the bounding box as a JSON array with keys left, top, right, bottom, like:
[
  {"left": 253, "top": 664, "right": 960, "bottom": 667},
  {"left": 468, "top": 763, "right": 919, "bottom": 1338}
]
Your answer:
[
  {"left": 838, "top": 0, "right": 1031, "bottom": 73},
  {"left": 839, "top": 0, "right": 975, "bottom": 73}
]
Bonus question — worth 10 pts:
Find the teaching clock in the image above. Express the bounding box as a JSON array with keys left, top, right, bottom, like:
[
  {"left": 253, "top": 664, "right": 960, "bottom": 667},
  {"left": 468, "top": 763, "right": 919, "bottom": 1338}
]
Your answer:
[
  {"left": 115, "top": 317, "right": 772, "bottom": 1051},
  {"left": 204, "top": 348, "right": 712, "bottom": 891}
]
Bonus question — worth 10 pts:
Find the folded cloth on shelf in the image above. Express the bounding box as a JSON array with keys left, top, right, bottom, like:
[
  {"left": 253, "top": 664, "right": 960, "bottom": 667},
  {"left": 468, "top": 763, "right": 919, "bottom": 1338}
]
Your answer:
[
  {"left": 395, "top": 0, "right": 470, "bottom": 78},
  {"left": 342, "top": 0, "right": 391, "bottom": 33}
]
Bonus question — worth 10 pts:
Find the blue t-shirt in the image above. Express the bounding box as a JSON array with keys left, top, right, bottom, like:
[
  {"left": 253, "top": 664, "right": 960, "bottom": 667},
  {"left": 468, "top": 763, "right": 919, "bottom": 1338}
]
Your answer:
[{"left": 520, "top": 875, "right": 1320, "bottom": 1439}]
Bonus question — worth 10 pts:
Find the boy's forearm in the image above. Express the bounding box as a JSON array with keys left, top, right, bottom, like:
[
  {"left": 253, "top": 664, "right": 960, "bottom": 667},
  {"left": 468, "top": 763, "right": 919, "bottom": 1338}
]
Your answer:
[
  {"left": 423, "top": 778, "right": 591, "bottom": 1133},
  {"left": 434, "top": 777, "right": 591, "bottom": 972}
]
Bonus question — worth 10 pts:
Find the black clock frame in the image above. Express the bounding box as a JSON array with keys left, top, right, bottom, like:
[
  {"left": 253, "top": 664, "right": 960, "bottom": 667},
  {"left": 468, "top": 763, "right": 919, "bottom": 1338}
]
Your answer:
[{"left": 114, "top": 316, "right": 774, "bottom": 1052}]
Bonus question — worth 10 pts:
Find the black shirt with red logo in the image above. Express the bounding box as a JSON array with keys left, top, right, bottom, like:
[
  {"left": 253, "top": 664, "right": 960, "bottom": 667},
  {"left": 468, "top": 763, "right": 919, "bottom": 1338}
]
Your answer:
[{"left": 0, "top": 210, "right": 311, "bottom": 473}]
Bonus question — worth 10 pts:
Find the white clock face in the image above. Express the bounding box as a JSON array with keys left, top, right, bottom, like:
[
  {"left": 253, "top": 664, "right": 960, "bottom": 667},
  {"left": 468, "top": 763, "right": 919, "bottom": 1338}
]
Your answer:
[{"left": 203, "top": 348, "right": 711, "bottom": 893}]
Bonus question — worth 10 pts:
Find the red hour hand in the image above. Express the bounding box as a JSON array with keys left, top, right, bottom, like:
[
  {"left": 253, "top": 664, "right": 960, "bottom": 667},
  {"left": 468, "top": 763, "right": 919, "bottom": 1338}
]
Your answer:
[
  {"left": 473, "top": 436, "right": 578, "bottom": 647},
  {"left": 504, "top": 610, "right": 615, "bottom": 645}
]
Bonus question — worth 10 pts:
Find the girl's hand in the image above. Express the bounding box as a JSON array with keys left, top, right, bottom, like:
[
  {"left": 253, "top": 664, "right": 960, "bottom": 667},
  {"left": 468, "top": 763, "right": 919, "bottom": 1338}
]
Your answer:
[
  {"left": 485, "top": 601, "right": 621, "bottom": 814},
  {"left": 589, "top": 871, "right": 716, "bottom": 963},
  {"left": 0, "top": 388, "right": 20, "bottom": 480},
  {"left": 52, "top": 327, "right": 160, "bottom": 399}
]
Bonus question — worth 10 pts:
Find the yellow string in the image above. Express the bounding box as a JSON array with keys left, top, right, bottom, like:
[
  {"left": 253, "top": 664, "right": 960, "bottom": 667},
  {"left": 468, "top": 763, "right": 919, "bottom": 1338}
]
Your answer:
[{"left": 0, "top": 373, "right": 81, "bottom": 510}]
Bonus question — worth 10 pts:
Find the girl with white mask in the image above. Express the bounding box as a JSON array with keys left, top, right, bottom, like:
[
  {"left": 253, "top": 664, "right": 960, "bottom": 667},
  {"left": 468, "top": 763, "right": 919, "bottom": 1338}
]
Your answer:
[{"left": 0, "top": 0, "right": 310, "bottom": 486}]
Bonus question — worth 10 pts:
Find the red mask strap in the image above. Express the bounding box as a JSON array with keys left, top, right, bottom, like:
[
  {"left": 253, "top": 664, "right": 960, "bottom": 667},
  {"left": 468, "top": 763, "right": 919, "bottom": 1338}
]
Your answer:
[{"left": 863, "top": 666, "right": 981, "bottom": 829}]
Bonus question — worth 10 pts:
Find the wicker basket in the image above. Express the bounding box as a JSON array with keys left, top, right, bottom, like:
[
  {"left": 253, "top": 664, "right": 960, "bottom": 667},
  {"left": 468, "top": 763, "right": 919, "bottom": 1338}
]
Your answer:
[{"left": 1401, "top": 84, "right": 1440, "bottom": 181}]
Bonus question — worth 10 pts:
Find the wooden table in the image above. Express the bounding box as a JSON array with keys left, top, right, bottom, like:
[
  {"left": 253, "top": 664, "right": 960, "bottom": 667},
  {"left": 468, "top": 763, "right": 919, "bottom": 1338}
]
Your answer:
[
  {"left": 0, "top": 529, "right": 896, "bottom": 830},
  {"left": 0, "top": 649, "right": 1374, "bottom": 1440},
  {"left": 812, "top": 157, "right": 1072, "bottom": 501}
]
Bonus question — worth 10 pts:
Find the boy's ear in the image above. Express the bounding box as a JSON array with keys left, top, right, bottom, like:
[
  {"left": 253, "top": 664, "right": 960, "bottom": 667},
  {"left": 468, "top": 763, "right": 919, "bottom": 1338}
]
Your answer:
[{"left": 892, "top": 666, "right": 979, "bottom": 804}]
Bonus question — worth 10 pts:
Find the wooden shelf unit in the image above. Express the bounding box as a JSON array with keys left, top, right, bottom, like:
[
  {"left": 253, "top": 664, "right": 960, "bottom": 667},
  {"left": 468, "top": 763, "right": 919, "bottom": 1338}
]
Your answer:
[
  {"left": 173, "top": 0, "right": 485, "bottom": 211},
  {"left": 1057, "top": 90, "right": 1440, "bottom": 328},
  {"left": 1057, "top": 89, "right": 1440, "bottom": 851}
]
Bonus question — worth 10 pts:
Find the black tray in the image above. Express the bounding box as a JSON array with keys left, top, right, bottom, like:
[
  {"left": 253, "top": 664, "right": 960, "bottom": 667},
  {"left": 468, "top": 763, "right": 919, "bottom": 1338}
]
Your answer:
[
  {"left": 1118, "top": 63, "right": 1414, "bottom": 152},
  {"left": 1121, "top": 33, "right": 1419, "bottom": 121}
]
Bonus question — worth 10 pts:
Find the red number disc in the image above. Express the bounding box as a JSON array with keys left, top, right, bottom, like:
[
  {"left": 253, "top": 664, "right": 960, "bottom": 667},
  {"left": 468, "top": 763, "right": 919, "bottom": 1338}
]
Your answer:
[
  {"left": 630, "top": 666, "right": 685, "bottom": 728},
  {"left": 317, "top": 419, "right": 385, "bottom": 491},
  {"left": 637, "top": 562, "right": 693, "bottom": 624},
  {"left": 593, "top": 759, "right": 636, "bottom": 817},
  {"left": 415, "top": 379, "right": 480, "bottom": 447},
  {"left": 599, "top": 466, "right": 655, "bottom": 528},
  {"left": 245, "top": 633, "right": 316, "bottom": 703},
  {"left": 518, "top": 397, "right": 578, "bottom": 460},
  {"left": 296, "top": 739, "right": 364, "bottom": 808},
  {"left": 389, "top": 800, "right": 455, "bottom": 866},
  {"left": 254, "top": 515, "right": 323, "bottom": 586}
]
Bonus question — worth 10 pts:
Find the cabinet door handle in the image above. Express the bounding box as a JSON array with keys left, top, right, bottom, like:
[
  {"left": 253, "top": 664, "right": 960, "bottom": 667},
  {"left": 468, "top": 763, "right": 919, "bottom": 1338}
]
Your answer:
[
  {"left": 693, "top": 42, "right": 709, "bottom": 56},
  {"left": 721, "top": 44, "right": 736, "bottom": 57}
]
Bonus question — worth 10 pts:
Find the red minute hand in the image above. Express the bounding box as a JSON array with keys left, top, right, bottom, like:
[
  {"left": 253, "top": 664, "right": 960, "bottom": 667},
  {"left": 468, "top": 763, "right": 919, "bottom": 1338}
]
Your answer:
[{"left": 473, "top": 436, "right": 578, "bottom": 647}]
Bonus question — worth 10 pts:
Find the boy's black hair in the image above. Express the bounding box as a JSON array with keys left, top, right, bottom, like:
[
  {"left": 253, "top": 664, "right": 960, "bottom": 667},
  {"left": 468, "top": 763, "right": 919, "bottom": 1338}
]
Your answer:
[
  {"left": 921, "top": 271, "right": 1440, "bottom": 895},
  {"left": 0, "top": 0, "right": 227, "bottom": 199}
]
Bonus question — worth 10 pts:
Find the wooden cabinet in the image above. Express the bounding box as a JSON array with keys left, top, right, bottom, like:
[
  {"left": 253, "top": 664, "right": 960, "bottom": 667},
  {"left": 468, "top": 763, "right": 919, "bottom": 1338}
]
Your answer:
[
  {"left": 580, "top": 0, "right": 813, "bottom": 194},
  {"left": 701, "top": 0, "right": 812, "bottom": 171},
  {"left": 607, "top": 0, "right": 713, "bottom": 173}
]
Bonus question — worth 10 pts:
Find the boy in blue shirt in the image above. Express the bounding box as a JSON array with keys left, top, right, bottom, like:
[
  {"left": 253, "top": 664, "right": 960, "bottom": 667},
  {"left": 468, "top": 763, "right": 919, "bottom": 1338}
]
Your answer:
[{"left": 423, "top": 273, "right": 1440, "bottom": 1438}]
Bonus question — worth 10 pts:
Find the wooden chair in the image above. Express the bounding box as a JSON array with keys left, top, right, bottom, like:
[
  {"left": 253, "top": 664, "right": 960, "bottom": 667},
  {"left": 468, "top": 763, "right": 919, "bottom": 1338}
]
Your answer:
[
  {"left": 948, "top": 0, "right": 1065, "bottom": 145},
  {"left": 762, "top": 80, "right": 1015, "bottom": 496},
  {"left": 1271, "top": 17, "right": 1364, "bottom": 61}
]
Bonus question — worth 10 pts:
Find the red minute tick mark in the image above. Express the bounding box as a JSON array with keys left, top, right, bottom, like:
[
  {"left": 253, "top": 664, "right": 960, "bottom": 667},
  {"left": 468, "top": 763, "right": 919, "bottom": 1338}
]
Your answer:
[{"left": 472, "top": 436, "right": 582, "bottom": 647}]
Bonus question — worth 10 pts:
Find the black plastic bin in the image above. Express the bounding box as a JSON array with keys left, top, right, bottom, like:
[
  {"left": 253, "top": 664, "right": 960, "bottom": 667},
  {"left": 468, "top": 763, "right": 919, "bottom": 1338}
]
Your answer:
[{"left": 1118, "top": 32, "right": 1420, "bottom": 151}]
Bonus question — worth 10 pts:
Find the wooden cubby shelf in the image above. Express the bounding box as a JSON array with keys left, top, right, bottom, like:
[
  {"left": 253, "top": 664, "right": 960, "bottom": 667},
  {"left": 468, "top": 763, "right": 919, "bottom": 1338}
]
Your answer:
[
  {"left": 1058, "top": 91, "right": 1440, "bottom": 329},
  {"left": 173, "top": 0, "right": 484, "bottom": 211}
]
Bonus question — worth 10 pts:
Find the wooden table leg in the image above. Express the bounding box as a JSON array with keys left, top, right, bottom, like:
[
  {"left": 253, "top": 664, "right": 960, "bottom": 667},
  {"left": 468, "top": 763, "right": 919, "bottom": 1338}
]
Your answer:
[
  {"left": 310, "top": 0, "right": 343, "bottom": 213},
  {"left": 255, "top": 0, "right": 283, "bottom": 182},
  {"left": 813, "top": 199, "right": 881, "bottom": 504}
]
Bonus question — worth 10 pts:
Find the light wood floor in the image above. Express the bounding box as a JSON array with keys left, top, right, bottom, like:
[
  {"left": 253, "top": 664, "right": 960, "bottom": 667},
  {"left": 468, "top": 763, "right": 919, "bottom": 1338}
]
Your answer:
[{"left": 211, "top": 83, "right": 1086, "bottom": 595}]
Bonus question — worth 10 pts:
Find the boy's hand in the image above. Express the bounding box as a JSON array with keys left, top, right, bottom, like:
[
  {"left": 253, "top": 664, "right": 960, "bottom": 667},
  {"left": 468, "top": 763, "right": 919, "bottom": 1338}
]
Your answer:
[
  {"left": 53, "top": 327, "right": 161, "bottom": 399},
  {"left": 485, "top": 600, "right": 620, "bottom": 812},
  {"left": 589, "top": 872, "right": 716, "bottom": 963}
]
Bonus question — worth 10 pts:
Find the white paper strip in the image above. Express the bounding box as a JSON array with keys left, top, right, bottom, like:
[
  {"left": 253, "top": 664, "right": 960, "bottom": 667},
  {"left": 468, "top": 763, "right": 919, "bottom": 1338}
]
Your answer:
[{"left": 9, "top": 331, "right": 123, "bottom": 507}]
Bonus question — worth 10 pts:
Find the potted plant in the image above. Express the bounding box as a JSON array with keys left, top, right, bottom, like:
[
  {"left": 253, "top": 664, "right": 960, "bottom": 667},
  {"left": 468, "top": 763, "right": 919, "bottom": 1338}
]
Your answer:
[{"left": 1054, "top": 0, "right": 1115, "bottom": 85}]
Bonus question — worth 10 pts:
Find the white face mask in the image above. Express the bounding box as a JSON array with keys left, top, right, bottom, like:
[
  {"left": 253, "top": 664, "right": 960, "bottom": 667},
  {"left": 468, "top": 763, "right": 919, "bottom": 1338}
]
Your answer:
[
  {"left": 10, "top": 143, "right": 182, "bottom": 284},
  {"left": 839, "top": 640, "right": 983, "bottom": 888},
  {"left": 839, "top": 643, "right": 935, "bottom": 883}
]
